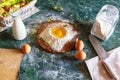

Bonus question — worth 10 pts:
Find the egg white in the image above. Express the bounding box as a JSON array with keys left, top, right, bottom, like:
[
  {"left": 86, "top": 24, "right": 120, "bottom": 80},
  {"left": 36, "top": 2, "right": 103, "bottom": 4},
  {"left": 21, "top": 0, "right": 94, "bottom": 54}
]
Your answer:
[{"left": 39, "top": 22, "right": 78, "bottom": 51}]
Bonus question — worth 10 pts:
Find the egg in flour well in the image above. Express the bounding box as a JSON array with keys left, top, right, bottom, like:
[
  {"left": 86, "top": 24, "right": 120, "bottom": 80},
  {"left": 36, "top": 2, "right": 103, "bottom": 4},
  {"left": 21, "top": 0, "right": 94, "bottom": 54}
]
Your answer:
[{"left": 37, "top": 20, "right": 78, "bottom": 53}]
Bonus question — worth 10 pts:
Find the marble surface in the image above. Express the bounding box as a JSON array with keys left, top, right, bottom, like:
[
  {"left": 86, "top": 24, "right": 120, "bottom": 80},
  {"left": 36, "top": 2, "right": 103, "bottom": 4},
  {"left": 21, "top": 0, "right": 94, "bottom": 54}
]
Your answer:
[{"left": 0, "top": 0, "right": 120, "bottom": 80}]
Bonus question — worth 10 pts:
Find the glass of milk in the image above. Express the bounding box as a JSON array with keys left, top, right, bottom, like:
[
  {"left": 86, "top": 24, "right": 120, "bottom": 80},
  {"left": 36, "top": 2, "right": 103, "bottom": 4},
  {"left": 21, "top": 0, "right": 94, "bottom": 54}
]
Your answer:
[{"left": 91, "top": 5, "right": 119, "bottom": 40}]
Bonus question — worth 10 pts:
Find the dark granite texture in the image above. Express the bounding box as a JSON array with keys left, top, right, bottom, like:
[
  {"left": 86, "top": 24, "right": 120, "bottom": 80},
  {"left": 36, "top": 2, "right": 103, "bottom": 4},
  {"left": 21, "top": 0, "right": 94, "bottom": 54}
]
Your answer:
[{"left": 0, "top": 0, "right": 120, "bottom": 80}]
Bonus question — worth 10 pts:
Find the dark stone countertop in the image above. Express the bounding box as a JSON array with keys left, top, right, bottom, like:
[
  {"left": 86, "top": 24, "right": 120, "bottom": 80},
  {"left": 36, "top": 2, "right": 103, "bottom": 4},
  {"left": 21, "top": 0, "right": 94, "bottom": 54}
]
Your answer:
[{"left": 0, "top": 0, "right": 120, "bottom": 80}]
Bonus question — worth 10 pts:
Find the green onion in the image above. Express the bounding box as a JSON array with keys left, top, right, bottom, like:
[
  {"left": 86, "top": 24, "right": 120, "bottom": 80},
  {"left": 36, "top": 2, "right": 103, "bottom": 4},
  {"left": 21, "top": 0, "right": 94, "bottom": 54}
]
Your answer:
[
  {"left": 63, "top": 25, "right": 67, "bottom": 28},
  {"left": 48, "top": 17, "right": 53, "bottom": 22},
  {"left": 53, "top": 5, "right": 58, "bottom": 10},
  {"left": 3, "top": 12, "right": 9, "bottom": 17},
  {"left": 32, "top": 29, "right": 37, "bottom": 34},
  {"left": 59, "top": 7, "right": 64, "bottom": 11},
  {"left": 47, "top": 41, "right": 51, "bottom": 45}
]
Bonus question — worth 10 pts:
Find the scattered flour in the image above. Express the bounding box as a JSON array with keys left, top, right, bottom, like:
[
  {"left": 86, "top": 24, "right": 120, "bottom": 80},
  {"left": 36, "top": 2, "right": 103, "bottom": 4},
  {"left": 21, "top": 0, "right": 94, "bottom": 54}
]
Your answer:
[{"left": 20, "top": 12, "right": 84, "bottom": 80}]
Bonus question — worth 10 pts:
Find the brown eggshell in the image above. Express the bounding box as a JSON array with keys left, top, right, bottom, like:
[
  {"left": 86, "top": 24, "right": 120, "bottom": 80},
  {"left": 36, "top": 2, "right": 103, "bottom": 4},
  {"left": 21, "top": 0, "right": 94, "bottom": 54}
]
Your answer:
[
  {"left": 75, "top": 38, "right": 78, "bottom": 49},
  {"left": 21, "top": 44, "right": 31, "bottom": 54},
  {"left": 75, "top": 40, "right": 84, "bottom": 51},
  {"left": 74, "top": 51, "right": 86, "bottom": 60}
]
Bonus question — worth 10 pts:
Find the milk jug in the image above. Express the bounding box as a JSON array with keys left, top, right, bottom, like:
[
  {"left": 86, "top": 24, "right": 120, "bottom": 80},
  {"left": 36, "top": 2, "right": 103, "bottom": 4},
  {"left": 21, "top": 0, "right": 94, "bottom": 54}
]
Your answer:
[{"left": 12, "top": 16, "right": 27, "bottom": 40}]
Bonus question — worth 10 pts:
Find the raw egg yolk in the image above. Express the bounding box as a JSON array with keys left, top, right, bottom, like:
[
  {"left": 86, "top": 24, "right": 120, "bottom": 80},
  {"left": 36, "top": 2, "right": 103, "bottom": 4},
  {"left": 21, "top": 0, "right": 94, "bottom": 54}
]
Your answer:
[{"left": 51, "top": 27, "right": 66, "bottom": 38}]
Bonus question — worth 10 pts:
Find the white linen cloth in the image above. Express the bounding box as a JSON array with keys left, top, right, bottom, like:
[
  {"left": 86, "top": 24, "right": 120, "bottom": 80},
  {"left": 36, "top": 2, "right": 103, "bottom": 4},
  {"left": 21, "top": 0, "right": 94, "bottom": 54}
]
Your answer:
[{"left": 86, "top": 47, "right": 120, "bottom": 80}]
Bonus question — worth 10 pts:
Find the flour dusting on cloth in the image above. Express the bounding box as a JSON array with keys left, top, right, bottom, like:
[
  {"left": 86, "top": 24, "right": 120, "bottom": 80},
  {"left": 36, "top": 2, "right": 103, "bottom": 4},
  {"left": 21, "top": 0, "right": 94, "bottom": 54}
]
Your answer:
[{"left": 85, "top": 47, "right": 120, "bottom": 80}]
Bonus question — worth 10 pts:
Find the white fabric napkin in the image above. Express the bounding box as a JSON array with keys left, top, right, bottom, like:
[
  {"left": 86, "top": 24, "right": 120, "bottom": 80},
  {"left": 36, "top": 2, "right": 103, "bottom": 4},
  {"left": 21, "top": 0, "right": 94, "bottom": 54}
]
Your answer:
[{"left": 86, "top": 47, "right": 120, "bottom": 80}]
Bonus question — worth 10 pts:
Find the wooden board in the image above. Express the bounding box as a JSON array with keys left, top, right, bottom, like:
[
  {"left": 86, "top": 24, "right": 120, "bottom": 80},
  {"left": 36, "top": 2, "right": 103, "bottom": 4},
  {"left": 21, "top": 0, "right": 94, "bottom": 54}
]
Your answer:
[{"left": 0, "top": 48, "right": 24, "bottom": 80}]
